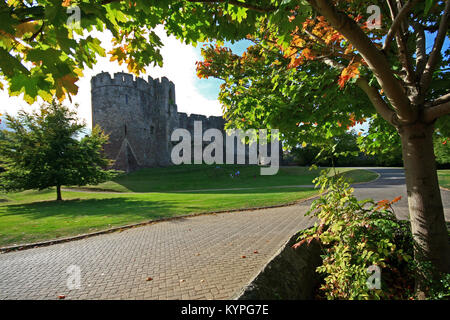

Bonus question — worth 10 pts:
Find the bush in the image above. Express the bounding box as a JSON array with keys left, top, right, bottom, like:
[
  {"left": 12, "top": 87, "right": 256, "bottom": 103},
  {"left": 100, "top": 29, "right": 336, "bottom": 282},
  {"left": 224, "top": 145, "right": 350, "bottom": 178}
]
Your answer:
[
  {"left": 294, "top": 169, "right": 414, "bottom": 299},
  {"left": 294, "top": 169, "right": 450, "bottom": 299}
]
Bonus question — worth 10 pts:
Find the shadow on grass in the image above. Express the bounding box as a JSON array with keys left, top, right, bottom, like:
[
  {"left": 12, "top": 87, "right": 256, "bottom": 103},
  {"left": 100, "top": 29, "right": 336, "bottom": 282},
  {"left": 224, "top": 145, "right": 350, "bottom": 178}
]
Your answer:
[
  {"left": 1, "top": 197, "right": 189, "bottom": 221},
  {"left": 1, "top": 186, "right": 316, "bottom": 221}
]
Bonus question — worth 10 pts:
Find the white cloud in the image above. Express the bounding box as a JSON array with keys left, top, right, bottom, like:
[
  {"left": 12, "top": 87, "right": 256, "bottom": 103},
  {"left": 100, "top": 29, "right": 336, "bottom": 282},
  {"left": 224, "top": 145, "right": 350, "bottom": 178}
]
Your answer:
[
  {"left": 145, "top": 26, "right": 223, "bottom": 117},
  {"left": 0, "top": 25, "right": 223, "bottom": 128}
]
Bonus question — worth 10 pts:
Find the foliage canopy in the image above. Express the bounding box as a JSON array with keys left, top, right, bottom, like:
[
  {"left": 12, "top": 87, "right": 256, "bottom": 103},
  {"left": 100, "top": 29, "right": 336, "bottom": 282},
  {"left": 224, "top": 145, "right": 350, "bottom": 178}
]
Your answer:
[{"left": 0, "top": 101, "right": 117, "bottom": 200}]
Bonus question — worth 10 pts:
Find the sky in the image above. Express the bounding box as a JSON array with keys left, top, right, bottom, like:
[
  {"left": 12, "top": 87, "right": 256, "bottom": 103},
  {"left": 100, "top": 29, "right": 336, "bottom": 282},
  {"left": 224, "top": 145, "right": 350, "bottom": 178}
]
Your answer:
[{"left": 0, "top": 25, "right": 252, "bottom": 130}]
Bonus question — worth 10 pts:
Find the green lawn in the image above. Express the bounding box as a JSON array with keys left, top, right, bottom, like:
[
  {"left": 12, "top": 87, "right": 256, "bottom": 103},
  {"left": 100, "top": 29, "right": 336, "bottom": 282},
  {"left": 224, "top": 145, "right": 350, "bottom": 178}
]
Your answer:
[
  {"left": 68, "top": 164, "right": 378, "bottom": 193},
  {"left": 0, "top": 188, "right": 318, "bottom": 247},
  {"left": 438, "top": 170, "right": 450, "bottom": 189},
  {"left": 0, "top": 166, "right": 378, "bottom": 247}
]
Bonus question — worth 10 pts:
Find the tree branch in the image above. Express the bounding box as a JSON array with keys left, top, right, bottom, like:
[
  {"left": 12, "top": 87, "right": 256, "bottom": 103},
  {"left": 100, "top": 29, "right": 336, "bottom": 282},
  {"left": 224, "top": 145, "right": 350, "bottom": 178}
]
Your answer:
[
  {"left": 386, "top": 0, "right": 398, "bottom": 21},
  {"left": 420, "top": 0, "right": 450, "bottom": 96},
  {"left": 355, "top": 78, "right": 397, "bottom": 126},
  {"left": 319, "top": 57, "right": 396, "bottom": 125},
  {"left": 423, "top": 100, "right": 450, "bottom": 122},
  {"left": 382, "top": 0, "right": 418, "bottom": 51},
  {"left": 302, "top": 29, "right": 357, "bottom": 61},
  {"left": 382, "top": 1, "right": 417, "bottom": 94},
  {"left": 395, "top": 32, "right": 416, "bottom": 92},
  {"left": 413, "top": 22, "right": 427, "bottom": 76},
  {"left": 308, "top": 0, "right": 414, "bottom": 123},
  {"left": 425, "top": 93, "right": 450, "bottom": 108},
  {"left": 185, "top": 0, "right": 277, "bottom": 13}
]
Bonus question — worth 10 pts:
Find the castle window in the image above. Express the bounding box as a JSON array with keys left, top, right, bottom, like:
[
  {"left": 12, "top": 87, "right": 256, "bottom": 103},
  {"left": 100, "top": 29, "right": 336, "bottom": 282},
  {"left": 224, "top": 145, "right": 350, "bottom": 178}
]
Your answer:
[
  {"left": 150, "top": 125, "right": 154, "bottom": 134},
  {"left": 125, "top": 94, "right": 128, "bottom": 104},
  {"left": 124, "top": 124, "right": 127, "bottom": 136}
]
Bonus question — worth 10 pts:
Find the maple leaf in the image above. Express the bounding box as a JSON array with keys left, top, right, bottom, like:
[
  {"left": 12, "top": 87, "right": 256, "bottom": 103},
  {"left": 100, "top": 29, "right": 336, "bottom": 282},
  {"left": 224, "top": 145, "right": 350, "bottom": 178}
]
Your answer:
[
  {"left": 338, "top": 63, "right": 360, "bottom": 89},
  {"left": 301, "top": 48, "right": 314, "bottom": 60},
  {"left": 376, "top": 199, "right": 390, "bottom": 210},
  {"left": 288, "top": 56, "right": 304, "bottom": 69},
  {"left": 391, "top": 196, "right": 402, "bottom": 204},
  {"left": 55, "top": 74, "right": 79, "bottom": 101},
  {"left": 109, "top": 46, "right": 127, "bottom": 65}
]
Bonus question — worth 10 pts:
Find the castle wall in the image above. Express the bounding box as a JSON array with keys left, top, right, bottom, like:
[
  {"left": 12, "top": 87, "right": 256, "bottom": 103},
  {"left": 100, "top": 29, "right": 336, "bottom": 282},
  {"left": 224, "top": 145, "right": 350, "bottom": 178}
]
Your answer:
[{"left": 91, "top": 72, "right": 279, "bottom": 172}]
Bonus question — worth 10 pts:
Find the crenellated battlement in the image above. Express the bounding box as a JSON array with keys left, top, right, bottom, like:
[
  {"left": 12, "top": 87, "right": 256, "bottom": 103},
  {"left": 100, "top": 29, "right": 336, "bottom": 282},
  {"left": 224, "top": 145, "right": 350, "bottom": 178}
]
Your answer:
[
  {"left": 177, "top": 112, "right": 225, "bottom": 132},
  {"left": 91, "top": 72, "right": 175, "bottom": 98}
]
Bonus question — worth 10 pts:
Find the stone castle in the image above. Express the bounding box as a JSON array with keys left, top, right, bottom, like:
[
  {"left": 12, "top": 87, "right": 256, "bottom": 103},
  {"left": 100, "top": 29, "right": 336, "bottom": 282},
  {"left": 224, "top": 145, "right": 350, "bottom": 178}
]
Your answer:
[{"left": 91, "top": 72, "right": 229, "bottom": 172}]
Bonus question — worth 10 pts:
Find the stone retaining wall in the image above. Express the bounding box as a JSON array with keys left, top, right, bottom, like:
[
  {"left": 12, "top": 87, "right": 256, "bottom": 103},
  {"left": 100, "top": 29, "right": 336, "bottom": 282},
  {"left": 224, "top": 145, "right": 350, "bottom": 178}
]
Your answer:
[{"left": 236, "top": 232, "right": 323, "bottom": 300}]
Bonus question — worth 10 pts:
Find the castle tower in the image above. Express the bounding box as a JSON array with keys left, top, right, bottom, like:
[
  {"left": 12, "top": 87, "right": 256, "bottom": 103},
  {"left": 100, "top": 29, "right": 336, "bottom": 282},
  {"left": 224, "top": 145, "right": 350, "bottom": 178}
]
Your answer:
[{"left": 91, "top": 72, "right": 178, "bottom": 172}]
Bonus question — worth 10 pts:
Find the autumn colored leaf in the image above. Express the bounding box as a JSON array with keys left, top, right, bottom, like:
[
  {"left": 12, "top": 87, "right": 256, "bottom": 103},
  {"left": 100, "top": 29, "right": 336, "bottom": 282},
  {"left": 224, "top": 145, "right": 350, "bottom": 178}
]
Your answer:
[
  {"left": 55, "top": 74, "right": 79, "bottom": 101},
  {"left": 391, "top": 196, "right": 402, "bottom": 204},
  {"left": 292, "top": 239, "right": 306, "bottom": 249},
  {"left": 15, "top": 22, "right": 41, "bottom": 38},
  {"left": 338, "top": 62, "right": 360, "bottom": 89},
  {"left": 109, "top": 46, "right": 127, "bottom": 65}
]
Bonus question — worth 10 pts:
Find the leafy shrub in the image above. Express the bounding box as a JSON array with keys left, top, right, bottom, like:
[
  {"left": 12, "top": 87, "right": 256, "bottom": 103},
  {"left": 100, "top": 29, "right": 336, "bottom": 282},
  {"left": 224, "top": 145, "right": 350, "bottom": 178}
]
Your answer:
[
  {"left": 295, "top": 169, "right": 450, "bottom": 299},
  {"left": 294, "top": 169, "right": 414, "bottom": 299}
]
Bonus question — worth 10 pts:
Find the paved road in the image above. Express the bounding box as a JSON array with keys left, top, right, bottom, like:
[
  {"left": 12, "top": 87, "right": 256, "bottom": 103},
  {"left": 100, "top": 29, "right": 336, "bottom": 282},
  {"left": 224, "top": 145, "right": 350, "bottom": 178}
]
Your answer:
[
  {"left": 354, "top": 168, "right": 449, "bottom": 221},
  {"left": 0, "top": 168, "right": 448, "bottom": 300}
]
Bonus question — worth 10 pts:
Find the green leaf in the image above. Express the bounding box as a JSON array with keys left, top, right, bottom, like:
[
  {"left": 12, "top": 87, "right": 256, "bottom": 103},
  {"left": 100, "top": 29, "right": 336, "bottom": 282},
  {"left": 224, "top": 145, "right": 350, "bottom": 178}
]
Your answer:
[
  {"left": 0, "top": 48, "right": 30, "bottom": 77},
  {"left": 424, "top": 0, "right": 434, "bottom": 15}
]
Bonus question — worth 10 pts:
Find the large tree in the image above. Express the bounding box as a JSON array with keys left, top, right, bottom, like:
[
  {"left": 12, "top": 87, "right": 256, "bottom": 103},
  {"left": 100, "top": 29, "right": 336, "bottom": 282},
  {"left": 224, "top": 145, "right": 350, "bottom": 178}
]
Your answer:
[
  {"left": 194, "top": 1, "right": 450, "bottom": 293},
  {"left": 0, "top": 101, "right": 116, "bottom": 200},
  {"left": 0, "top": 0, "right": 449, "bottom": 295}
]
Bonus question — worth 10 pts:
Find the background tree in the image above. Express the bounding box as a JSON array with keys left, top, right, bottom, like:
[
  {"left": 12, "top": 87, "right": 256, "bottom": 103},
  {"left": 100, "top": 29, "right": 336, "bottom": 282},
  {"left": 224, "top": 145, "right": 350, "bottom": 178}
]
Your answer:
[{"left": 0, "top": 101, "right": 117, "bottom": 200}]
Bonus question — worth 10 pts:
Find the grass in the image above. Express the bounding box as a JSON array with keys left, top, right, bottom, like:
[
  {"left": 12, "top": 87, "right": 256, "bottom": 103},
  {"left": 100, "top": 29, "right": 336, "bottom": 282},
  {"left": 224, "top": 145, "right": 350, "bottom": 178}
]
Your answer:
[
  {"left": 68, "top": 164, "right": 379, "bottom": 193},
  {"left": 0, "top": 166, "right": 378, "bottom": 247},
  {"left": 0, "top": 188, "right": 318, "bottom": 247},
  {"left": 438, "top": 170, "right": 450, "bottom": 189}
]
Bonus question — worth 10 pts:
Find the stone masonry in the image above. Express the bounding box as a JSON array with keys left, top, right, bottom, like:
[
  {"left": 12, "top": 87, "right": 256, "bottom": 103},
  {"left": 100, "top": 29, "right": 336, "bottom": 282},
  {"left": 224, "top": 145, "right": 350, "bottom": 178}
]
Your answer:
[
  {"left": 91, "top": 72, "right": 230, "bottom": 172},
  {"left": 91, "top": 72, "right": 283, "bottom": 172}
]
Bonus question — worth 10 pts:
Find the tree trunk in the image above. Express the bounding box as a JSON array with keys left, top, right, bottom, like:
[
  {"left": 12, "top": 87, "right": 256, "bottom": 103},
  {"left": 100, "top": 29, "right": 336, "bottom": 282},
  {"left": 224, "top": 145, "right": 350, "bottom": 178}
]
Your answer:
[
  {"left": 399, "top": 121, "right": 450, "bottom": 296},
  {"left": 56, "top": 185, "right": 62, "bottom": 201}
]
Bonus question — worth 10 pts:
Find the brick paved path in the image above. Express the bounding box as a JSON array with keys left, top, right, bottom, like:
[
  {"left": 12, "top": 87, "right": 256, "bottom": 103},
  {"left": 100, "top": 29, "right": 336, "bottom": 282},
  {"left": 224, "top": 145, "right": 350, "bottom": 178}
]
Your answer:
[{"left": 0, "top": 168, "right": 448, "bottom": 300}]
